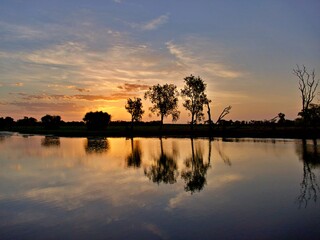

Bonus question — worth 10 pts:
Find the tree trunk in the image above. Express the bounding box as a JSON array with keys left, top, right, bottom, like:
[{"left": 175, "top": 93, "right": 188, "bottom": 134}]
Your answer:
[
  {"left": 191, "top": 113, "right": 194, "bottom": 130},
  {"left": 160, "top": 114, "right": 164, "bottom": 132},
  {"left": 131, "top": 117, "right": 134, "bottom": 132}
]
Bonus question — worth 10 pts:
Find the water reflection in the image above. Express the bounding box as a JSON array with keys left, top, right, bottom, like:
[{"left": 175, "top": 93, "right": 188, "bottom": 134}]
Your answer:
[
  {"left": 216, "top": 140, "right": 231, "bottom": 166},
  {"left": 295, "top": 139, "right": 320, "bottom": 208},
  {"left": 181, "top": 138, "right": 211, "bottom": 194},
  {"left": 126, "top": 138, "right": 142, "bottom": 168},
  {"left": 1, "top": 135, "right": 320, "bottom": 239},
  {"left": 0, "top": 132, "right": 13, "bottom": 143},
  {"left": 85, "top": 137, "right": 110, "bottom": 154},
  {"left": 144, "top": 138, "right": 179, "bottom": 184},
  {"left": 41, "top": 136, "right": 60, "bottom": 147}
]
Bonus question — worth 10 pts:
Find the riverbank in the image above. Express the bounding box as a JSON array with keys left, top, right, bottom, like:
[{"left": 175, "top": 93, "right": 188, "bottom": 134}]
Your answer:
[{"left": 2, "top": 125, "right": 319, "bottom": 139}]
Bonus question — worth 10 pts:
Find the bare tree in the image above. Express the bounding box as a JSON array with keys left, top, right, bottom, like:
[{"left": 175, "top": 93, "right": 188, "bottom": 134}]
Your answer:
[
  {"left": 293, "top": 65, "right": 319, "bottom": 121},
  {"left": 205, "top": 99, "right": 214, "bottom": 128},
  {"left": 216, "top": 106, "right": 232, "bottom": 124}
]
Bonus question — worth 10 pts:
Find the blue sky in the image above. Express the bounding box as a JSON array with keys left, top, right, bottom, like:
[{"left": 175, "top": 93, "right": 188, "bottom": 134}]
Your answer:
[{"left": 0, "top": 0, "right": 319, "bottom": 122}]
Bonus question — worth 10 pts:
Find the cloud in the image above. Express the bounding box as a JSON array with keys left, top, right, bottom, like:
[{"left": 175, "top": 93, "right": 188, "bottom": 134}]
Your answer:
[
  {"left": 0, "top": 21, "right": 46, "bottom": 40},
  {"left": 66, "top": 85, "right": 90, "bottom": 93},
  {"left": 14, "top": 93, "right": 137, "bottom": 101},
  {"left": 117, "top": 83, "right": 150, "bottom": 92},
  {"left": 10, "top": 102, "right": 81, "bottom": 112},
  {"left": 166, "top": 40, "right": 244, "bottom": 80},
  {"left": 73, "top": 93, "right": 136, "bottom": 101},
  {"left": 129, "top": 14, "right": 169, "bottom": 31},
  {"left": 142, "top": 15, "right": 169, "bottom": 31}
]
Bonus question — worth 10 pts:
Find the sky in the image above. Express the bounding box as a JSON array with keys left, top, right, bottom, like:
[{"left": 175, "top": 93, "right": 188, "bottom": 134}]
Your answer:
[{"left": 0, "top": 0, "right": 319, "bottom": 123}]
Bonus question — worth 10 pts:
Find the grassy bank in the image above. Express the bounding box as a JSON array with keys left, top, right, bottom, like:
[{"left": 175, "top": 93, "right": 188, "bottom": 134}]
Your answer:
[{"left": 2, "top": 125, "right": 319, "bottom": 139}]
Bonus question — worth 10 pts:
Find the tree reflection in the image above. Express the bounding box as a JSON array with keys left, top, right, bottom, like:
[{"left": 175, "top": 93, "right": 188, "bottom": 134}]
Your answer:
[
  {"left": 295, "top": 139, "right": 320, "bottom": 208},
  {"left": 41, "top": 136, "right": 60, "bottom": 147},
  {"left": 85, "top": 137, "right": 109, "bottom": 154},
  {"left": 217, "top": 140, "right": 231, "bottom": 166},
  {"left": 0, "top": 132, "right": 13, "bottom": 143},
  {"left": 181, "top": 138, "right": 211, "bottom": 194},
  {"left": 126, "top": 138, "right": 142, "bottom": 168},
  {"left": 144, "top": 138, "right": 178, "bottom": 184}
]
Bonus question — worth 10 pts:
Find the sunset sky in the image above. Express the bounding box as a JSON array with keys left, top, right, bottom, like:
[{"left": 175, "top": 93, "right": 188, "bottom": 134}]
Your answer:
[{"left": 0, "top": 0, "right": 319, "bottom": 123}]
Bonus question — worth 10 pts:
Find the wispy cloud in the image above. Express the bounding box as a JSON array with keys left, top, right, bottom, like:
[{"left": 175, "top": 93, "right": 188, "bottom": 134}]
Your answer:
[
  {"left": 129, "top": 14, "right": 169, "bottom": 31},
  {"left": 166, "top": 39, "right": 244, "bottom": 80},
  {"left": 0, "top": 21, "right": 46, "bottom": 40},
  {"left": 13, "top": 93, "right": 137, "bottom": 101},
  {"left": 142, "top": 14, "right": 169, "bottom": 31},
  {"left": 117, "top": 83, "right": 150, "bottom": 92},
  {"left": 10, "top": 102, "right": 82, "bottom": 112}
]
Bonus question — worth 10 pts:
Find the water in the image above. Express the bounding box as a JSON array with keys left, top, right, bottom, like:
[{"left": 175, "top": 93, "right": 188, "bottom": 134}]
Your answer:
[{"left": 0, "top": 133, "right": 319, "bottom": 239}]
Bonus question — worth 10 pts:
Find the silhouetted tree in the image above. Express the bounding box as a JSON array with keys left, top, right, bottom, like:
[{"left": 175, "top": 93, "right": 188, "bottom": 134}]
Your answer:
[
  {"left": 144, "top": 138, "right": 178, "bottom": 184},
  {"left": 126, "top": 138, "right": 142, "bottom": 168},
  {"left": 0, "top": 117, "right": 14, "bottom": 129},
  {"left": 16, "top": 116, "right": 37, "bottom": 126},
  {"left": 293, "top": 65, "right": 319, "bottom": 125},
  {"left": 41, "top": 114, "right": 61, "bottom": 129},
  {"left": 277, "top": 112, "right": 286, "bottom": 125},
  {"left": 144, "top": 84, "right": 180, "bottom": 126},
  {"left": 216, "top": 106, "right": 232, "bottom": 124},
  {"left": 125, "top": 97, "right": 144, "bottom": 130},
  {"left": 181, "top": 139, "right": 211, "bottom": 193},
  {"left": 205, "top": 99, "right": 214, "bottom": 129},
  {"left": 302, "top": 103, "right": 320, "bottom": 128},
  {"left": 181, "top": 75, "right": 208, "bottom": 128},
  {"left": 83, "top": 111, "right": 111, "bottom": 130}
]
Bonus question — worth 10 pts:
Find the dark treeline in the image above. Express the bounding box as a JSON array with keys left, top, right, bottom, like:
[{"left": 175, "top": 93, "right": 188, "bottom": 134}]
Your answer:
[{"left": 0, "top": 66, "right": 319, "bottom": 136}]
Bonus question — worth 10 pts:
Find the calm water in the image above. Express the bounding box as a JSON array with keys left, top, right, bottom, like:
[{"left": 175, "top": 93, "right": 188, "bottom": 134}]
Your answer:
[{"left": 0, "top": 132, "right": 319, "bottom": 239}]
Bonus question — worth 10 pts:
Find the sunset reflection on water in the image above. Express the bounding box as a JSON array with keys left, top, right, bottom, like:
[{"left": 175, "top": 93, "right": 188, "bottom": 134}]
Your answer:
[{"left": 0, "top": 133, "right": 319, "bottom": 239}]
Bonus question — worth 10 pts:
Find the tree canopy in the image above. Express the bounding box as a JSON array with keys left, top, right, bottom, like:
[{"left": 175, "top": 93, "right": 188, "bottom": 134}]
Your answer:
[
  {"left": 83, "top": 111, "right": 111, "bottom": 130},
  {"left": 41, "top": 114, "right": 61, "bottom": 129},
  {"left": 144, "top": 83, "right": 180, "bottom": 125},
  {"left": 125, "top": 97, "right": 144, "bottom": 123},
  {"left": 181, "top": 75, "right": 208, "bottom": 126}
]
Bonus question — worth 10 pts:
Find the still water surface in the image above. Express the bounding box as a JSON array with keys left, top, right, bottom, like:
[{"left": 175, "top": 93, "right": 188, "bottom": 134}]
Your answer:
[{"left": 0, "top": 132, "right": 319, "bottom": 239}]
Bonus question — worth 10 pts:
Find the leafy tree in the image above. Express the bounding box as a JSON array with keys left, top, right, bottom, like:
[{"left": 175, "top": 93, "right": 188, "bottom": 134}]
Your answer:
[
  {"left": 144, "top": 84, "right": 180, "bottom": 126},
  {"left": 41, "top": 114, "right": 61, "bottom": 129},
  {"left": 293, "top": 65, "right": 319, "bottom": 125},
  {"left": 83, "top": 111, "right": 111, "bottom": 130},
  {"left": 0, "top": 117, "right": 14, "bottom": 129},
  {"left": 300, "top": 103, "right": 320, "bottom": 127},
  {"left": 16, "top": 116, "right": 37, "bottom": 126},
  {"left": 181, "top": 75, "right": 208, "bottom": 127},
  {"left": 125, "top": 97, "right": 144, "bottom": 129}
]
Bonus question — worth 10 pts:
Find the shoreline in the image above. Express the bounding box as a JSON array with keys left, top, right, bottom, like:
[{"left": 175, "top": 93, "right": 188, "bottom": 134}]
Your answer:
[{"left": 1, "top": 125, "right": 319, "bottom": 139}]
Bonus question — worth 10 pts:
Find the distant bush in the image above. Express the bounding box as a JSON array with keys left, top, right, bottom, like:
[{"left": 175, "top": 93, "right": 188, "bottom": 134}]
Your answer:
[
  {"left": 83, "top": 111, "right": 111, "bottom": 130},
  {"left": 41, "top": 115, "right": 62, "bottom": 129},
  {"left": 0, "top": 117, "right": 14, "bottom": 129},
  {"left": 16, "top": 116, "right": 38, "bottom": 126}
]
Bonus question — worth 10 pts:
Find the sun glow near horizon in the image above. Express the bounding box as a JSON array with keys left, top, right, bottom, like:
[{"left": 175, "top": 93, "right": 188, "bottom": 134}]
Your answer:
[{"left": 0, "top": 1, "right": 319, "bottom": 122}]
